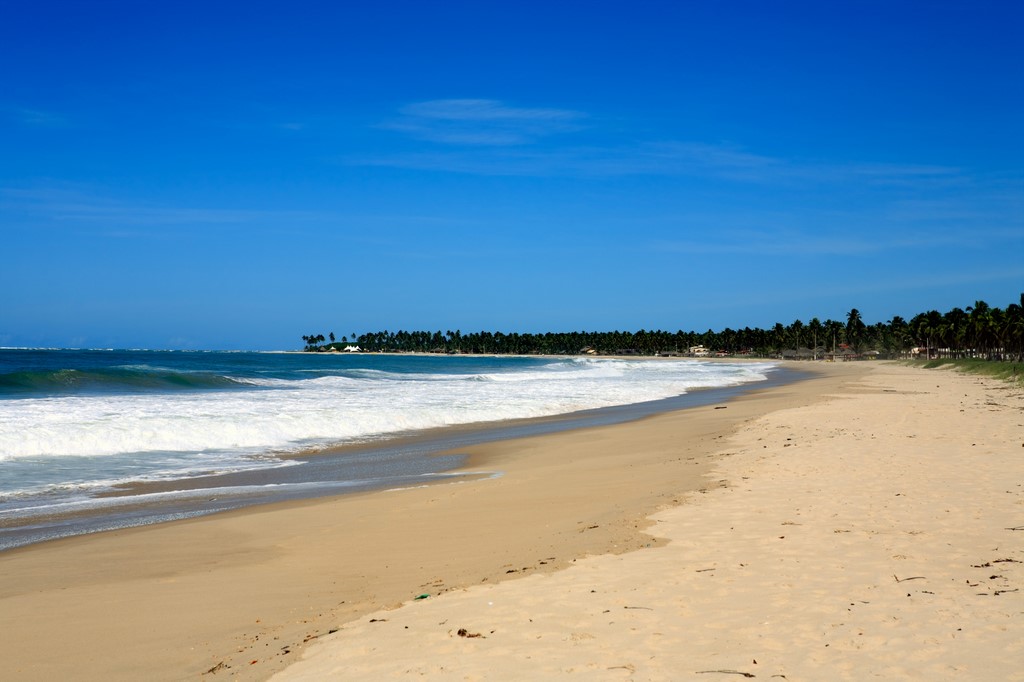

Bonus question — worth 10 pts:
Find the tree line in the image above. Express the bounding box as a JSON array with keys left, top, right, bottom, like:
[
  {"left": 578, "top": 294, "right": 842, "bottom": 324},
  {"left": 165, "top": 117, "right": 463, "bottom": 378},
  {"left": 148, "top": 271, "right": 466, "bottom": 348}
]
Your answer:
[{"left": 301, "top": 294, "right": 1024, "bottom": 361}]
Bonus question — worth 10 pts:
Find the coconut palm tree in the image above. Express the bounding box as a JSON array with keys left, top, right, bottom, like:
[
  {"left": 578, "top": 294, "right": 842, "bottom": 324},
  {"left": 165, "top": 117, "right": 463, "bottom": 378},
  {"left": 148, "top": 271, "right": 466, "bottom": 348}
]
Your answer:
[
  {"left": 967, "top": 300, "right": 994, "bottom": 358},
  {"left": 888, "top": 316, "right": 909, "bottom": 357},
  {"left": 910, "top": 311, "right": 942, "bottom": 358},
  {"left": 846, "top": 309, "right": 866, "bottom": 352},
  {"left": 807, "top": 318, "right": 823, "bottom": 358},
  {"left": 791, "top": 319, "right": 805, "bottom": 352},
  {"left": 1004, "top": 295, "right": 1024, "bottom": 361}
]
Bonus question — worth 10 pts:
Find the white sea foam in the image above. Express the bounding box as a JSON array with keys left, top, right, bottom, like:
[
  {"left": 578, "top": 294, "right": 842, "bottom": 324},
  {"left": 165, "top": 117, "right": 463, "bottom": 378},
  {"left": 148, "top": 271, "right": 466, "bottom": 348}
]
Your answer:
[
  {"left": 0, "top": 358, "right": 777, "bottom": 506},
  {"left": 0, "top": 359, "right": 774, "bottom": 462}
]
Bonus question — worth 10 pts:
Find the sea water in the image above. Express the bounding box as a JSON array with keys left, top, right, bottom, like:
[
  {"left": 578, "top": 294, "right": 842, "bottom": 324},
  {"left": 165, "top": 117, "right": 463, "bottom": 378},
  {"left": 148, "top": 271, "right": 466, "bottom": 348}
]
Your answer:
[{"left": 0, "top": 349, "right": 778, "bottom": 548}]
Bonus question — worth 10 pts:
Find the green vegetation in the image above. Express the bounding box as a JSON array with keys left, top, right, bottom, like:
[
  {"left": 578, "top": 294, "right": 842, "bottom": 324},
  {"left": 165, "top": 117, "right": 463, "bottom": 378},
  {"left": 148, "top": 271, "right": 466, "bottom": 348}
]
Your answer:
[
  {"left": 300, "top": 333, "right": 326, "bottom": 350},
  {"left": 912, "top": 358, "right": 1024, "bottom": 386},
  {"left": 300, "top": 294, "right": 1024, "bottom": 361}
]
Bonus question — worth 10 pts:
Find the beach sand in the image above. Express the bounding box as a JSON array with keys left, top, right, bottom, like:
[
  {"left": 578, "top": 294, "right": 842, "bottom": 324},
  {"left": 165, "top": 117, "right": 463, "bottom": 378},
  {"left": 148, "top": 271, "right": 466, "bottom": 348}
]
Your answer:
[
  {"left": 274, "top": 362, "right": 1024, "bottom": 681},
  {"left": 2, "top": 362, "right": 1021, "bottom": 680}
]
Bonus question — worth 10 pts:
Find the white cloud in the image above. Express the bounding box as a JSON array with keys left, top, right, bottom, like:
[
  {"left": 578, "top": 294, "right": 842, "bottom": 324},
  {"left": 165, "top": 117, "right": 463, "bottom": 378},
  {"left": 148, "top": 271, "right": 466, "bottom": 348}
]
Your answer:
[
  {"left": 0, "top": 186, "right": 328, "bottom": 234},
  {"left": 350, "top": 141, "right": 785, "bottom": 177},
  {"left": 382, "top": 98, "right": 585, "bottom": 146},
  {"left": 367, "top": 103, "right": 982, "bottom": 190},
  {"left": 3, "top": 106, "right": 69, "bottom": 128},
  {"left": 401, "top": 99, "right": 581, "bottom": 122}
]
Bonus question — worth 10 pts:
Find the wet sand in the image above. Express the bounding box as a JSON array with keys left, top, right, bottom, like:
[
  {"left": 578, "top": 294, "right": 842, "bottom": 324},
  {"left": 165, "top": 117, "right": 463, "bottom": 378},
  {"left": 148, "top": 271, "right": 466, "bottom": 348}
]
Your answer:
[{"left": 1, "top": 367, "right": 799, "bottom": 551}]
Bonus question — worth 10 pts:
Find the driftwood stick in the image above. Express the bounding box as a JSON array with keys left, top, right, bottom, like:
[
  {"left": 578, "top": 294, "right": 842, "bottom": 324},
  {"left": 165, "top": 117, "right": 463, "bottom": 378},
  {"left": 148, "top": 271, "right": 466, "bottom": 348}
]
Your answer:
[
  {"left": 894, "top": 574, "right": 926, "bottom": 583},
  {"left": 696, "top": 671, "right": 756, "bottom": 678}
]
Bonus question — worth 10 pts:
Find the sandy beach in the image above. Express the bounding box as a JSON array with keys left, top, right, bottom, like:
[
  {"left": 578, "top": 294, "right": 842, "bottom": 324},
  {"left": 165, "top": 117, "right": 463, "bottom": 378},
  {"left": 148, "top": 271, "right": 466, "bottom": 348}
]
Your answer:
[{"left": 2, "top": 361, "right": 1022, "bottom": 680}]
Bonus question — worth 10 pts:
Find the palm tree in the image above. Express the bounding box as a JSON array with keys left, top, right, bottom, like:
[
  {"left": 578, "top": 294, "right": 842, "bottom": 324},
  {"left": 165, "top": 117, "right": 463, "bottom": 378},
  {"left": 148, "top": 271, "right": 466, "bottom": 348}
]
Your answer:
[
  {"left": 912, "top": 310, "right": 944, "bottom": 358},
  {"left": 807, "top": 318, "right": 823, "bottom": 358},
  {"left": 791, "top": 319, "right": 805, "bottom": 352},
  {"left": 989, "top": 307, "right": 1007, "bottom": 360},
  {"left": 1004, "top": 294, "right": 1024, "bottom": 361},
  {"left": 822, "top": 319, "right": 844, "bottom": 357},
  {"left": 887, "top": 316, "right": 909, "bottom": 357},
  {"left": 301, "top": 333, "right": 326, "bottom": 351},
  {"left": 771, "top": 323, "right": 786, "bottom": 355},
  {"left": 846, "top": 309, "right": 866, "bottom": 352},
  {"left": 943, "top": 308, "right": 968, "bottom": 357},
  {"left": 303, "top": 294, "right": 1024, "bottom": 359},
  {"left": 967, "top": 300, "right": 993, "bottom": 358}
]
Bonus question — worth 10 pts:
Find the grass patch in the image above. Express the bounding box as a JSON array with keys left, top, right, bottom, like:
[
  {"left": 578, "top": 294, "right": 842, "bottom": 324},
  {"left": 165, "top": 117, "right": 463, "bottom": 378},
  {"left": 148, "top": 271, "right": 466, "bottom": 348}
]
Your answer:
[{"left": 907, "top": 358, "right": 1024, "bottom": 386}]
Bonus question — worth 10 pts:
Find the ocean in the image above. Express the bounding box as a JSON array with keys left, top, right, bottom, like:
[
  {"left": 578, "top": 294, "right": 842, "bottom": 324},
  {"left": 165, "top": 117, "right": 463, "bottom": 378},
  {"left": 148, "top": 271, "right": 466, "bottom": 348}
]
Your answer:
[{"left": 0, "top": 349, "right": 779, "bottom": 549}]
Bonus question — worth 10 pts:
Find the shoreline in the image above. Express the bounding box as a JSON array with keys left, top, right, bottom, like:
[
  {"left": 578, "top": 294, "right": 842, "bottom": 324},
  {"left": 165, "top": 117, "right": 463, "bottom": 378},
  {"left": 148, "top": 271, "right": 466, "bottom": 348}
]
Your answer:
[
  {"left": 1, "top": 361, "right": 793, "bottom": 552},
  {"left": 4, "top": 362, "right": 879, "bottom": 680}
]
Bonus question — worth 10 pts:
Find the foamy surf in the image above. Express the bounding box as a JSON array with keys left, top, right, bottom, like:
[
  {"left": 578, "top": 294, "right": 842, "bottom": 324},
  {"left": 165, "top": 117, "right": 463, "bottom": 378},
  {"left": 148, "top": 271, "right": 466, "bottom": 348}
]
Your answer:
[{"left": 0, "top": 350, "right": 780, "bottom": 549}]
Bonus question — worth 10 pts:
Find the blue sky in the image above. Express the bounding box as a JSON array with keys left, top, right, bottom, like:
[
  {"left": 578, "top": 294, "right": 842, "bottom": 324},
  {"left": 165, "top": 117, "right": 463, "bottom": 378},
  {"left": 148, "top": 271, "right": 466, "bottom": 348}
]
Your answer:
[{"left": 2, "top": 1, "right": 1021, "bottom": 350}]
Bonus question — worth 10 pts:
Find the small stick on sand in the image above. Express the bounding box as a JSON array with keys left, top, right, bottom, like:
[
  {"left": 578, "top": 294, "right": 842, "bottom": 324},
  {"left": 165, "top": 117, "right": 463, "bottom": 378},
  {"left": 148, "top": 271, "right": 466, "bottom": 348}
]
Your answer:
[{"left": 894, "top": 574, "right": 925, "bottom": 583}]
